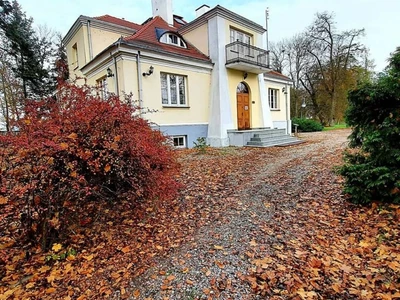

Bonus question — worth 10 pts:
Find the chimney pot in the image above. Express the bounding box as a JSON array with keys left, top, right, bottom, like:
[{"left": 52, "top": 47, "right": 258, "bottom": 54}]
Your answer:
[
  {"left": 195, "top": 4, "right": 210, "bottom": 18},
  {"left": 151, "top": 0, "right": 174, "bottom": 25}
]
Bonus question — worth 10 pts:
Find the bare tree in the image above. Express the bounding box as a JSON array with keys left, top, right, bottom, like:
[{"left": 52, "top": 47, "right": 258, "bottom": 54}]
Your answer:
[
  {"left": 305, "top": 12, "right": 365, "bottom": 125},
  {"left": 285, "top": 34, "right": 309, "bottom": 117},
  {"left": 269, "top": 41, "right": 287, "bottom": 73},
  {"left": 0, "top": 50, "right": 23, "bottom": 131}
]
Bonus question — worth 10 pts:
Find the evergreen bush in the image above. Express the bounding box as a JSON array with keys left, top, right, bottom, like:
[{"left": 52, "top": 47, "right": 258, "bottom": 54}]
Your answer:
[
  {"left": 340, "top": 48, "right": 400, "bottom": 204},
  {"left": 292, "top": 118, "right": 324, "bottom": 132}
]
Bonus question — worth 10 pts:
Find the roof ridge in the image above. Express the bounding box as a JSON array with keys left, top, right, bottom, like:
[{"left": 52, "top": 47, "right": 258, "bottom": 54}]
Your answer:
[
  {"left": 266, "top": 70, "right": 291, "bottom": 80},
  {"left": 94, "top": 14, "right": 142, "bottom": 30},
  {"left": 126, "top": 16, "right": 176, "bottom": 41},
  {"left": 122, "top": 16, "right": 210, "bottom": 62},
  {"left": 125, "top": 16, "right": 157, "bottom": 41}
]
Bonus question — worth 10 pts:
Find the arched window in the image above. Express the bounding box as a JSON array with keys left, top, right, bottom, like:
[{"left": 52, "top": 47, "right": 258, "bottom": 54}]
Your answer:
[
  {"left": 236, "top": 82, "right": 249, "bottom": 93},
  {"left": 160, "top": 33, "right": 187, "bottom": 48}
]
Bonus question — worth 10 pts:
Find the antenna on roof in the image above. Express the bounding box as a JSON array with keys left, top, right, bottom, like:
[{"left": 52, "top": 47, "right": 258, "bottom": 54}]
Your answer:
[{"left": 265, "top": 7, "right": 269, "bottom": 52}]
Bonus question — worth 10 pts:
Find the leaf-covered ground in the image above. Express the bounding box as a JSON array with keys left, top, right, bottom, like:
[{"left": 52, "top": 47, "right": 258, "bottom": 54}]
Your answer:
[{"left": 1, "top": 129, "right": 399, "bottom": 299}]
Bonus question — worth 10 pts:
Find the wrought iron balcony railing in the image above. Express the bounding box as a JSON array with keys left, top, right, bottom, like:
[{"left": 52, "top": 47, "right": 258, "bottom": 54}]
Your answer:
[{"left": 225, "top": 41, "right": 270, "bottom": 70}]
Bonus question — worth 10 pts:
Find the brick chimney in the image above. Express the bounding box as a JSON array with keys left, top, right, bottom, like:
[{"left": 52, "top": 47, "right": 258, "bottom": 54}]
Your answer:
[{"left": 151, "top": 0, "right": 174, "bottom": 26}]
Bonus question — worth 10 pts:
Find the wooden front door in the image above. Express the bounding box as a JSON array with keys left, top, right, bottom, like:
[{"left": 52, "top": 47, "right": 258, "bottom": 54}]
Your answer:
[{"left": 237, "top": 82, "right": 250, "bottom": 130}]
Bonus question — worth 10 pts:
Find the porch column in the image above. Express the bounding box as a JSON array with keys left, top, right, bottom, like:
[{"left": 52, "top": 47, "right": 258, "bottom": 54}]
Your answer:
[{"left": 207, "top": 15, "right": 234, "bottom": 147}]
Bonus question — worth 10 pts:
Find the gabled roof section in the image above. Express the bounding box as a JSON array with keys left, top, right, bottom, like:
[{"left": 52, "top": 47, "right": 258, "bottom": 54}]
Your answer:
[
  {"left": 124, "top": 16, "right": 210, "bottom": 62},
  {"left": 94, "top": 15, "right": 142, "bottom": 31},
  {"left": 63, "top": 15, "right": 139, "bottom": 45}
]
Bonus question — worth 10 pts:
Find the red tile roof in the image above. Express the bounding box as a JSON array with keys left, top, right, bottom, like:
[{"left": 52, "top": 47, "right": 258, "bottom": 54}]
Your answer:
[
  {"left": 124, "top": 16, "right": 210, "bottom": 62},
  {"left": 266, "top": 70, "right": 291, "bottom": 80},
  {"left": 94, "top": 15, "right": 142, "bottom": 31}
]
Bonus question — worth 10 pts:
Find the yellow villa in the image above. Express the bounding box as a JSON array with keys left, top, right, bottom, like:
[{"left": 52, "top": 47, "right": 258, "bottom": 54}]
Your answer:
[{"left": 63, "top": 0, "right": 297, "bottom": 148}]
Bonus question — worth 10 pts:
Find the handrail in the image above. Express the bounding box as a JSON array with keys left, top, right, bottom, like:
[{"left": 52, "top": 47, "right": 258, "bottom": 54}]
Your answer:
[{"left": 225, "top": 41, "right": 270, "bottom": 68}]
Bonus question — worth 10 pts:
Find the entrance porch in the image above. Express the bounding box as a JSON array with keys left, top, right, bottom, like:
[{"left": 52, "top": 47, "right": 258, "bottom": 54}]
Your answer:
[{"left": 227, "top": 128, "right": 302, "bottom": 147}]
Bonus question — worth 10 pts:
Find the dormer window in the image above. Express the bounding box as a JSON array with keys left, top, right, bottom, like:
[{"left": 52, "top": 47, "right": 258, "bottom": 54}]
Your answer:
[{"left": 160, "top": 33, "right": 187, "bottom": 48}]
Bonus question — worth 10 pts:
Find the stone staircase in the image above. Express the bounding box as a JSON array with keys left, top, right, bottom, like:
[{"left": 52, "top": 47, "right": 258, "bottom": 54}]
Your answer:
[
  {"left": 227, "top": 128, "right": 303, "bottom": 147},
  {"left": 246, "top": 128, "right": 303, "bottom": 147}
]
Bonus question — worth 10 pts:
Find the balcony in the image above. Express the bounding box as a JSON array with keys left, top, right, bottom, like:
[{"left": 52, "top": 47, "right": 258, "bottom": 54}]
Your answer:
[{"left": 225, "top": 41, "right": 270, "bottom": 74}]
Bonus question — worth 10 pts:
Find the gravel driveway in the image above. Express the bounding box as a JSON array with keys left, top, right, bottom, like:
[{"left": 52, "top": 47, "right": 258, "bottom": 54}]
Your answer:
[{"left": 120, "top": 130, "right": 351, "bottom": 300}]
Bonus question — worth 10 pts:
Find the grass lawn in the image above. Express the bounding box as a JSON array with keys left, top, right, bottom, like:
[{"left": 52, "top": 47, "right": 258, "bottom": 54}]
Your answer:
[{"left": 323, "top": 123, "right": 348, "bottom": 131}]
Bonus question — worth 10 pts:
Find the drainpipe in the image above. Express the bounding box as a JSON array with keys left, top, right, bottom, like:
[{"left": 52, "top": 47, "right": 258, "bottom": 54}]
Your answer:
[
  {"left": 136, "top": 51, "right": 143, "bottom": 114},
  {"left": 285, "top": 82, "right": 289, "bottom": 135},
  {"left": 113, "top": 56, "right": 119, "bottom": 97},
  {"left": 87, "top": 20, "right": 93, "bottom": 60}
]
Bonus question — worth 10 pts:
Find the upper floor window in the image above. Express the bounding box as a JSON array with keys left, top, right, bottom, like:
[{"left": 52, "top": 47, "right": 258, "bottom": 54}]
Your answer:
[
  {"left": 160, "top": 33, "right": 187, "bottom": 48},
  {"left": 268, "top": 88, "right": 279, "bottom": 110},
  {"left": 72, "top": 43, "right": 78, "bottom": 68},
  {"left": 230, "top": 28, "right": 252, "bottom": 45},
  {"left": 161, "top": 73, "right": 187, "bottom": 106}
]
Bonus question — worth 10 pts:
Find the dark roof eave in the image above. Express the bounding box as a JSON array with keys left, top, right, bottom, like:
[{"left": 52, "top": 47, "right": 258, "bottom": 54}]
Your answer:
[
  {"left": 123, "top": 40, "right": 212, "bottom": 64},
  {"left": 63, "top": 15, "right": 137, "bottom": 45},
  {"left": 81, "top": 39, "right": 213, "bottom": 73},
  {"left": 264, "top": 72, "right": 292, "bottom": 82},
  {"left": 179, "top": 5, "right": 266, "bottom": 35}
]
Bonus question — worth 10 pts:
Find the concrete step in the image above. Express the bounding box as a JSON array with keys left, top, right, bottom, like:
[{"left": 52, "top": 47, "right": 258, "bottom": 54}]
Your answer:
[
  {"left": 253, "top": 129, "right": 286, "bottom": 138},
  {"left": 246, "top": 132, "right": 303, "bottom": 147},
  {"left": 246, "top": 139, "right": 303, "bottom": 147},
  {"left": 250, "top": 135, "right": 295, "bottom": 143}
]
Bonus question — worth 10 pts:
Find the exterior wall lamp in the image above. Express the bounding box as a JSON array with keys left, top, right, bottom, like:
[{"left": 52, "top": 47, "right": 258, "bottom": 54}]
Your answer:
[
  {"left": 143, "top": 66, "right": 154, "bottom": 77},
  {"left": 301, "top": 99, "right": 307, "bottom": 118},
  {"left": 107, "top": 67, "right": 114, "bottom": 77},
  {"left": 243, "top": 72, "right": 248, "bottom": 80}
]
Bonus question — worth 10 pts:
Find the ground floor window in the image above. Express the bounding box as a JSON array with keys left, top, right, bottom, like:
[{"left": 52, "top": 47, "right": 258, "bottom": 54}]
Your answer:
[
  {"left": 161, "top": 73, "right": 187, "bottom": 106},
  {"left": 97, "top": 76, "right": 108, "bottom": 100},
  {"left": 172, "top": 135, "right": 186, "bottom": 148},
  {"left": 268, "top": 88, "right": 279, "bottom": 110}
]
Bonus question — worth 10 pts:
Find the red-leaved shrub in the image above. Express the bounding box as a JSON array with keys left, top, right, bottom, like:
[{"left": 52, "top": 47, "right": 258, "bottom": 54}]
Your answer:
[{"left": 0, "top": 83, "right": 179, "bottom": 249}]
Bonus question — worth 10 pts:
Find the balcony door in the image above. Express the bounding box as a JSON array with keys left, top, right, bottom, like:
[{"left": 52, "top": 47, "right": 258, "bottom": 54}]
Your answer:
[
  {"left": 230, "top": 28, "right": 252, "bottom": 56},
  {"left": 237, "top": 82, "right": 250, "bottom": 130}
]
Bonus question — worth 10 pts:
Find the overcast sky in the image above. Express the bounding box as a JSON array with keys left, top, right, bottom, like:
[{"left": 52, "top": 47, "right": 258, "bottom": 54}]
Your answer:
[{"left": 16, "top": 0, "right": 400, "bottom": 72}]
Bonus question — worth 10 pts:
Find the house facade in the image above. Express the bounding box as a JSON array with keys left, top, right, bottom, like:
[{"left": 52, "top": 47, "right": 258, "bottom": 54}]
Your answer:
[{"left": 63, "top": 1, "right": 292, "bottom": 148}]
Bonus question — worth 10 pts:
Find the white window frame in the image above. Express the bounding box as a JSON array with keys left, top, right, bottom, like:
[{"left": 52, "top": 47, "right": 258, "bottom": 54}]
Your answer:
[
  {"left": 160, "top": 73, "right": 187, "bottom": 107},
  {"left": 72, "top": 43, "right": 78, "bottom": 69},
  {"left": 160, "top": 33, "right": 187, "bottom": 48},
  {"left": 172, "top": 136, "right": 186, "bottom": 148},
  {"left": 268, "top": 88, "right": 279, "bottom": 110},
  {"left": 97, "top": 76, "right": 108, "bottom": 100},
  {"left": 230, "top": 28, "right": 252, "bottom": 45},
  {"left": 230, "top": 28, "right": 253, "bottom": 56}
]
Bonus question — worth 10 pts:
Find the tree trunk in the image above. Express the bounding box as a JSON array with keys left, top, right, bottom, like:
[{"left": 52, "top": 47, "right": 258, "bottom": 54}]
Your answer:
[
  {"left": 1, "top": 73, "right": 10, "bottom": 132},
  {"left": 329, "top": 91, "right": 336, "bottom": 126},
  {"left": 20, "top": 52, "right": 27, "bottom": 99}
]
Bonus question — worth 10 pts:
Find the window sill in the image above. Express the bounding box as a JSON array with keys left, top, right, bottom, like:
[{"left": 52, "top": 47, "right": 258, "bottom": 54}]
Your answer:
[
  {"left": 162, "top": 105, "right": 190, "bottom": 108},
  {"left": 270, "top": 109, "right": 280, "bottom": 111},
  {"left": 162, "top": 42, "right": 187, "bottom": 49}
]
